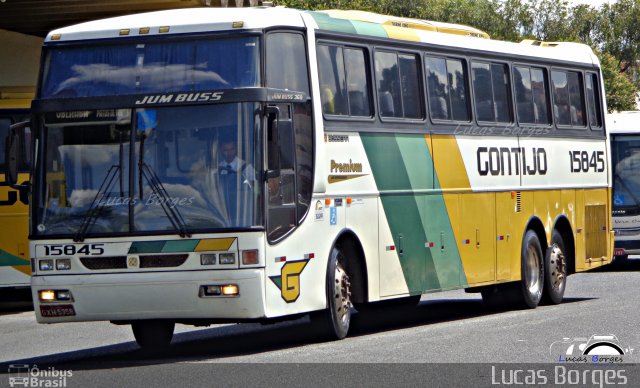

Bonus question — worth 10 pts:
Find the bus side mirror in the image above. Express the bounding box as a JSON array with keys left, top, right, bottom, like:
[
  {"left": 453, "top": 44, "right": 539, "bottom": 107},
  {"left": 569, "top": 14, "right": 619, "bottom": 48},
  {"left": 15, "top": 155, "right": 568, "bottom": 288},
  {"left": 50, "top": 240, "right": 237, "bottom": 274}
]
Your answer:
[{"left": 4, "top": 121, "right": 28, "bottom": 187}]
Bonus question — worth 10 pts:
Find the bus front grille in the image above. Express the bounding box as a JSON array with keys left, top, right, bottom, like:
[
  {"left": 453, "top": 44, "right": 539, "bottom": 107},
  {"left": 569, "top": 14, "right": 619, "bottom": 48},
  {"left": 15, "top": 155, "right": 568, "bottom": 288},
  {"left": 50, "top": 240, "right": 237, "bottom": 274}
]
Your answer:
[
  {"left": 80, "top": 256, "right": 127, "bottom": 270},
  {"left": 139, "top": 254, "right": 188, "bottom": 268}
]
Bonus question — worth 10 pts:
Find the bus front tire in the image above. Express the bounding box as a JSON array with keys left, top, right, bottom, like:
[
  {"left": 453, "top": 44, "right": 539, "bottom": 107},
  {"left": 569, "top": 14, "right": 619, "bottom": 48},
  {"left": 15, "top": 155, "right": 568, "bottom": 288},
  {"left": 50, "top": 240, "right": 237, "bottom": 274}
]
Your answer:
[
  {"left": 541, "top": 230, "right": 567, "bottom": 305},
  {"left": 132, "top": 320, "right": 175, "bottom": 351},
  {"left": 518, "top": 230, "right": 544, "bottom": 309},
  {"left": 310, "top": 244, "right": 352, "bottom": 340}
]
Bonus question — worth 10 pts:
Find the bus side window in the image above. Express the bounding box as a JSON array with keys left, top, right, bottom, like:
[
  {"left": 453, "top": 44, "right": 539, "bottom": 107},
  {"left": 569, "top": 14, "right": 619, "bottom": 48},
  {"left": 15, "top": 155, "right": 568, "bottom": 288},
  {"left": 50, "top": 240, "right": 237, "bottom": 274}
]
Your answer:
[
  {"left": 586, "top": 73, "right": 603, "bottom": 129},
  {"left": 317, "top": 44, "right": 348, "bottom": 115},
  {"left": 425, "top": 55, "right": 470, "bottom": 122},
  {"left": 375, "top": 51, "right": 403, "bottom": 118},
  {"left": 514, "top": 66, "right": 550, "bottom": 125},
  {"left": 374, "top": 50, "right": 424, "bottom": 119},
  {"left": 343, "top": 47, "right": 371, "bottom": 117},
  {"left": 567, "top": 71, "right": 586, "bottom": 127},
  {"left": 472, "top": 62, "right": 494, "bottom": 122},
  {"left": 552, "top": 69, "right": 587, "bottom": 128}
]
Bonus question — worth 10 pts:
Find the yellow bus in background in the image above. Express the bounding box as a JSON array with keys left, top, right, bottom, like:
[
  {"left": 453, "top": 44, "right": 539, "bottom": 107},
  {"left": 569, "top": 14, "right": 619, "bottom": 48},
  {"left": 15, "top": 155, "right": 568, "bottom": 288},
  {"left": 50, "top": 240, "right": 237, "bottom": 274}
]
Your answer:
[{"left": 0, "top": 86, "right": 32, "bottom": 303}]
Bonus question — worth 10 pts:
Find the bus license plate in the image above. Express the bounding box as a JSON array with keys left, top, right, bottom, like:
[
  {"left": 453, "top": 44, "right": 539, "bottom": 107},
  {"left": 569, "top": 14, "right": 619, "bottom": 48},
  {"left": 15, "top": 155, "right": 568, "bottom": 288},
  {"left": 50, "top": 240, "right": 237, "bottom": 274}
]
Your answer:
[{"left": 40, "top": 305, "right": 76, "bottom": 317}]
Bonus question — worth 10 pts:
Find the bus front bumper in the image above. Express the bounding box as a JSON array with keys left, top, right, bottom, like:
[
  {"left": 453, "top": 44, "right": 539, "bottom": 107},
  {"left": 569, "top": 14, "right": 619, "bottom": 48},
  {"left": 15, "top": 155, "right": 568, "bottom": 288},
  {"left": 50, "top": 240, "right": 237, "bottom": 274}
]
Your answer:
[{"left": 32, "top": 269, "right": 266, "bottom": 323}]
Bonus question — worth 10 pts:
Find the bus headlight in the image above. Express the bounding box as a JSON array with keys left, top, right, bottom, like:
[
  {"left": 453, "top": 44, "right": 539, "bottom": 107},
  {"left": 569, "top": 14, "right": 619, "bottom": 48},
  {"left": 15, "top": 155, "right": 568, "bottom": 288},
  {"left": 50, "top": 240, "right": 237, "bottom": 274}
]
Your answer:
[
  {"left": 221, "top": 284, "right": 239, "bottom": 296},
  {"left": 38, "top": 289, "right": 73, "bottom": 302},
  {"left": 219, "top": 253, "right": 236, "bottom": 265},
  {"left": 56, "top": 290, "right": 72, "bottom": 301},
  {"left": 39, "top": 259, "right": 54, "bottom": 271},
  {"left": 56, "top": 259, "right": 71, "bottom": 270},
  {"left": 200, "top": 253, "right": 217, "bottom": 265},
  {"left": 39, "top": 290, "right": 56, "bottom": 301}
]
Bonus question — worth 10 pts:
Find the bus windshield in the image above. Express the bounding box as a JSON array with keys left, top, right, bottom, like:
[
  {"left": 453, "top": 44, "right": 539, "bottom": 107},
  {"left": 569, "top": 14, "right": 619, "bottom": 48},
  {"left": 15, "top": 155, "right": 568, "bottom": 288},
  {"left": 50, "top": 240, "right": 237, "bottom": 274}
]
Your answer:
[
  {"left": 35, "top": 103, "right": 262, "bottom": 238},
  {"left": 41, "top": 36, "right": 260, "bottom": 98},
  {"left": 612, "top": 134, "right": 640, "bottom": 211}
]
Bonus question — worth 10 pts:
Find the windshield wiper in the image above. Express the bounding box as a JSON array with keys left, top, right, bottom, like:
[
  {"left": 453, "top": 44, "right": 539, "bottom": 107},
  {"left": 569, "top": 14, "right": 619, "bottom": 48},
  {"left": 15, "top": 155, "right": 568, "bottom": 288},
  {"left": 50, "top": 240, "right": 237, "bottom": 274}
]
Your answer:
[
  {"left": 73, "top": 165, "right": 120, "bottom": 242},
  {"left": 139, "top": 162, "right": 191, "bottom": 238}
]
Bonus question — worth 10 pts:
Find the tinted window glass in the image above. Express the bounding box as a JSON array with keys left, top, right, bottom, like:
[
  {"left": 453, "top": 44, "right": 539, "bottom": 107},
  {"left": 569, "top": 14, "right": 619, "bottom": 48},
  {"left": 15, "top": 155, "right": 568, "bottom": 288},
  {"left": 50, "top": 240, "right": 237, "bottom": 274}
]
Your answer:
[
  {"left": 567, "top": 71, "right": 586, "bottom": 127},
  {"left": 552, "top": 70, "right": 586, "bottom": 127},
  {"left": 42, "top": 37, "right": 260, "bottom": 98},
  {"left": 551, "top": 70, "right": 571, "bottom": 125},
  {"left": 317, "top": 45, "right": 348, "bottom": 115},
  {"left": 375, "top": 51, "right": 402, "bottom": 118},
  {"left": 426, "top": 56, "right": 469, "bottom": 121},
  {"left": 344, "top": 48, "right": 371, "bottom": 117},
  {"left": 472, "top": 62, "right": 494, "bottom": 121},
  {"left": 399, "top": 54, "right": 423, "bottom": 119},
  {"left": 586, "top": 73, "right": 602, "bottom": 128},
  {"left": 514, "top": 66, "right": 534, "bottom": 123},
  {"left": 491, "top": 63, "right": 512, "bottom": 123},
  {"left": 267, "top": 33, "right": 309, "bottom": 95},
  {"left": 531, "top": 68, "right": 550, "bottom": 124},
  {"left": 448, "top": 59, "right": 470, "bottom": 121},
  {"left": 425, "top": 56, "right": 450, "bottom": 120},
  {"left": 514, "top": 66, "right": 549, "bottom": 125}
]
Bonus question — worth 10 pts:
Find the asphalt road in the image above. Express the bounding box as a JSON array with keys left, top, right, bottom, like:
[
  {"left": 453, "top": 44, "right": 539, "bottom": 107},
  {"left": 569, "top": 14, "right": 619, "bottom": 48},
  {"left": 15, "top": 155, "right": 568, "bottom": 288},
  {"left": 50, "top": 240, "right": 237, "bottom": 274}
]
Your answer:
[{"left": 0, "top": 259, "right": 639, "bottom": 387}]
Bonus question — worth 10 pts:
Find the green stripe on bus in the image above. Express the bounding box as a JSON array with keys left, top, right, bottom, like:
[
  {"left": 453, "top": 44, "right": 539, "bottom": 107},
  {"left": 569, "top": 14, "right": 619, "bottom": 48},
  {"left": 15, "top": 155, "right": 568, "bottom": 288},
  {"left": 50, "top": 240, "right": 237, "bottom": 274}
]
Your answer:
[
  {"left": 361, "top": 133, "right": 467, "bottom": 291},
  {"left": 361, "top": 133, "right": 440, "bottom": 292},
  {"left": 351, "top": 20, "right": 388, "bottom": 38},
  {"left": 0, "top": 251, "right": 29, "bottom": 267},
  {"left": 129, "top": 240, "right": 201, "bottom": 254},
  {"left": 128, "top": 241, "right": 166, "bottom": 254},
  {"left": 162, "top": 240, "right": 199, "bottom": 253},
  {"left": 308, "top": 11, "right": 358, "bottom": 35}
]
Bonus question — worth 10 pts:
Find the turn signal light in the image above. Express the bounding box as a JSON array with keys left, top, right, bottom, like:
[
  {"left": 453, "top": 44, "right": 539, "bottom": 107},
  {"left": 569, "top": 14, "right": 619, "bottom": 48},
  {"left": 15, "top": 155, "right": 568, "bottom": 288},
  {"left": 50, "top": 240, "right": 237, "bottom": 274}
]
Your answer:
[{"left": 242, "top": 250, "right": 259, "bottom": 265}]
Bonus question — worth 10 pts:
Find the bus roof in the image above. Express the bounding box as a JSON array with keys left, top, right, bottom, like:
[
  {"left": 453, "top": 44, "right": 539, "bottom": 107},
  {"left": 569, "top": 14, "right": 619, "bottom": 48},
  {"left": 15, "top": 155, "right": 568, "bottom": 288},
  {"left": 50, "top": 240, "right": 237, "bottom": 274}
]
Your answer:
[
  {"left": 314, "top": 9, "right": 490, "bottom": 39},
  {"left": 606, "top": 112, "right": 640, "bottom": 134},
  {"left": 45, "top": 6, "right": 599, "bottom": 67}
]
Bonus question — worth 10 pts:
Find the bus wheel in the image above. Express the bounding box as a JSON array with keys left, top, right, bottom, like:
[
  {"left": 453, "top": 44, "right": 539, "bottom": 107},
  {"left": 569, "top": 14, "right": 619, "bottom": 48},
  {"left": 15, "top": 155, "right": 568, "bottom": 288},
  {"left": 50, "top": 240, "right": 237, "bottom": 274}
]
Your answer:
[
  {"left": 310, "top": 245, "right": 352, "bottom": 340},
  {"left": 518, "top": 230, "right": 544, "bottom": 309},
  {"left": 541, "top": 230, "right": 567, "bottom": 305},
  {"left": 132, "top": 320, "right": 175, "bottom": 351}
]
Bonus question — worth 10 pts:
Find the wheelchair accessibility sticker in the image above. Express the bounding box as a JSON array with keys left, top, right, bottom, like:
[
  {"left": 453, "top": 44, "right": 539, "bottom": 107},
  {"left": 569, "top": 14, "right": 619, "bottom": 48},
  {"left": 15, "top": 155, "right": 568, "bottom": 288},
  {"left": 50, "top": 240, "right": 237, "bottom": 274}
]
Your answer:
[{"left": 330, "top": 207, "right": 337, "bottom": 225}]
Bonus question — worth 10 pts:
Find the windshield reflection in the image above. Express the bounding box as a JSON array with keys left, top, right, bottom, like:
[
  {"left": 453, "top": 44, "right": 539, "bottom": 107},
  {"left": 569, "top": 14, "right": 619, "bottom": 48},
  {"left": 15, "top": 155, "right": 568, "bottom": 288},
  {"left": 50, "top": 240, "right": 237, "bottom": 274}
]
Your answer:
[
  {"left": 612, "top": 135, "right": 640, "bottom": 210},
  {"left": 35, "top": 103, "right": 263, "bottom": 237},
  {"left": 42, "top": 36, "right": 260, "bottom": 98}
]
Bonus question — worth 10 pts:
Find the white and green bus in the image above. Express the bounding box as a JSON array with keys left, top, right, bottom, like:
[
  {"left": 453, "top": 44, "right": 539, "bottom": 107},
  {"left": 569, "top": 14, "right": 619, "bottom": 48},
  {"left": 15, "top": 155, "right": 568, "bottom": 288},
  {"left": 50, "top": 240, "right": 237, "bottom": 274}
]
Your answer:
[
  {"left": 6, "top": 7, "right": 612, "bottom": 349},
  {"left": 608, "top": 111, "right": 640, "bottom": 261}
]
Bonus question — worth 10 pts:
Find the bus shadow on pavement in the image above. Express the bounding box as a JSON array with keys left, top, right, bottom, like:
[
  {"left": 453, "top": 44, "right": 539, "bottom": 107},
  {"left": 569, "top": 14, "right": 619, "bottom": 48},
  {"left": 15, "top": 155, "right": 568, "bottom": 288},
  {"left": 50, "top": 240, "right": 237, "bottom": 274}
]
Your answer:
[
  {"left": 592, "top": 257, "right": 640, "bottom": 272},
  {"left": 0, "top": 295, "right": 594, "bottom": 371}
]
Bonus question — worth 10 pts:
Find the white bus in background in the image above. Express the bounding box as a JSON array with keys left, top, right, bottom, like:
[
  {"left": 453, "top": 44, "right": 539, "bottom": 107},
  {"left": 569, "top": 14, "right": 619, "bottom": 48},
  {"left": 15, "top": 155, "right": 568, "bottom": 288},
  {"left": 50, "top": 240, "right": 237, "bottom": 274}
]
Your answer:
[{"left": 608, "top": 111, "right": 640, "bottom": 261}]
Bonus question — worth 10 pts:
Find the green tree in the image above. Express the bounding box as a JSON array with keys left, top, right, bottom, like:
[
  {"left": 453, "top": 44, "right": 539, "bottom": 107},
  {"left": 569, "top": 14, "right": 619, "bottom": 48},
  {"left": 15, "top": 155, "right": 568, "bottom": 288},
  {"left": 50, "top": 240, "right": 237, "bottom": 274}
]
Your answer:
[
  {"left": 596, "top": 0, "right": 640, "bottom": 73},
  {"left": 599, "top": 51, "right": 637, "bottom": 112}
]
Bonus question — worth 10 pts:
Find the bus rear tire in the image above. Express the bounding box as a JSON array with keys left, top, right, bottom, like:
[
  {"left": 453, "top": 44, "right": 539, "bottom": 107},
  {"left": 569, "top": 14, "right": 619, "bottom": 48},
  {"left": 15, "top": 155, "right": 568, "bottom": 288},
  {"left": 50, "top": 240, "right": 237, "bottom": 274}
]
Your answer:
[
  {"left": 541, "top": 230, "right": 567, "bottom": 305},
  {"left": 310, "top": 244, "right": 352, "bottom": 340},
  {"left": 132, "top": 320, "right": 175, "bottom": 351},
  {"left": 518, "top": 230, "right": 544, "bottom": 309}
]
